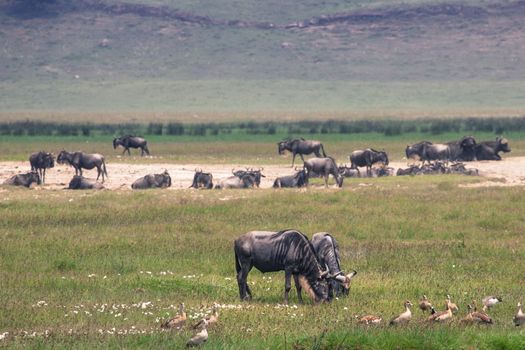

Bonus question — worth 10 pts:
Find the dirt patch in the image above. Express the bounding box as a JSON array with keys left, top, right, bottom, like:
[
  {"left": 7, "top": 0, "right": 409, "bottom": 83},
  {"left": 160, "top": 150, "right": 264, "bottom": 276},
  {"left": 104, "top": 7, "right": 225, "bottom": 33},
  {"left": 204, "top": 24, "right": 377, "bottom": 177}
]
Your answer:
[{"left": 1, "top": 157, "right": 524, "bottom": 190}]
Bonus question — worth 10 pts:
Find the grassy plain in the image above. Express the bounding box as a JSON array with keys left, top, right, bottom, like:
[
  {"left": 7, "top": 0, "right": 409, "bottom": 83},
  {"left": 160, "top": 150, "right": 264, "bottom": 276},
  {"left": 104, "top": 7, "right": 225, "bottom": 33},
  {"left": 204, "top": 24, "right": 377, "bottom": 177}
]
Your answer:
[{"left": 1, "top": 178, "right": 525, "bottom": 349}]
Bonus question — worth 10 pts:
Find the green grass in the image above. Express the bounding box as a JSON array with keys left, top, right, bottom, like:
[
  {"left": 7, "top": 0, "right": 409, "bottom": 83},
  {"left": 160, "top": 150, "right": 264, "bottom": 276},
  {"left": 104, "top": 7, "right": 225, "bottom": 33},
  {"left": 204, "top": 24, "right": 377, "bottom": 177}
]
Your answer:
[
  {"left": 1, "top": 178, "right": 525, "bottom": 348},
  {"left": 1, "top": 131, "right": 524, "bottom": 163}
]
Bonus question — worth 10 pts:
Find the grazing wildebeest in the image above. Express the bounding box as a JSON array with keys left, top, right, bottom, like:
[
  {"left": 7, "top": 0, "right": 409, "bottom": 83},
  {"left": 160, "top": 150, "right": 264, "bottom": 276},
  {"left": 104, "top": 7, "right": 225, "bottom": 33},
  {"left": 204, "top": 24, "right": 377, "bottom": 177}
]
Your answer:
[
  {"left": 475, "top": 137, "right": 511, "bottom": 160},
  {"left": 113, "top": 135, "right": 150, "bottom": 156},
  {"left": 29, "top": 151, "right": 54, "bottom": 184},
  {"left": 349, "top": 149, "right": 389, "bottom": 176},
  {"left": 311, "top": 232, "right": 357, "bottom": 299},
  {"left": 303, "top": 157, "right": 343, "bottom": 188},
  {"left": 68, "top": 175, "right": 104, "bottom": 190},
  {"left": 131, "top": 170, "right": 171, "bottom": 189},
  {"left": 234, "top": 229, "right": 329, "bottom": 304},
  {"left": 447, "top": 136, "right": 477, "bottom": 161},
  {"left": 214, "top": 174, "right": 256, "bottom": 189},
  {"left": 278, "top": 138, "right": 327, "bottom": 167},
  {"left": 189, "top": 169, "right": 213, "bottom": 189},
  {"left": 338, "top": 165, "right": 360, "bottom": 178},
  {"left": 273, "top": 168, "right": 309, "bottom": 188},
  {"left": 57, "top": 151, "right": 108, "bottom": 182},
  {"left": 232, "top": 168, "right": 265, "bottom": 188},
  {"left": 4, "top": 171, "right": 41, "bottom": 187}
]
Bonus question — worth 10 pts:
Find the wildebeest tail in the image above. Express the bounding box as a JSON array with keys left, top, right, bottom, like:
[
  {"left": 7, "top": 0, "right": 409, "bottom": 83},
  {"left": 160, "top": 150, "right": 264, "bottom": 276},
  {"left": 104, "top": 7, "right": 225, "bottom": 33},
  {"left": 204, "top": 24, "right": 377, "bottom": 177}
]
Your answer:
[{"left": 102, "top": 159, "right": 108, "bottom": 178}]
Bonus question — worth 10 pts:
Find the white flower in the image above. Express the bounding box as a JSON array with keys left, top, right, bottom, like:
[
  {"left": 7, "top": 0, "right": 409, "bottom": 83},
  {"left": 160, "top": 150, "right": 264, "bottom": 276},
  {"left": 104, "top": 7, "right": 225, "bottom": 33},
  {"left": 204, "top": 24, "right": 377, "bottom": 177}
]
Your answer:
[{"left": 0, "top": 332, "right": 9, "bottom": 341}]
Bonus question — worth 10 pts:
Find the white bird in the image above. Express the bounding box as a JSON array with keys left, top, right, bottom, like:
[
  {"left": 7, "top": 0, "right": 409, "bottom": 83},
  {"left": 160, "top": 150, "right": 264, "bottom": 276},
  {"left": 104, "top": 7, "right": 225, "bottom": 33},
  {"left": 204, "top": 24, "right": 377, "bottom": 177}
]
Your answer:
[
  {"left": 513, "top": 302, "right": 525, "bottom": 326},
  {"left": 390, "top": 300, "right": 413, "bottom": 325},
  {"left": 186, "top": 319, "right": 208, "bottom": 347},
  {"left": 482, "top": 296, "right": 502, "bottom": 311}
]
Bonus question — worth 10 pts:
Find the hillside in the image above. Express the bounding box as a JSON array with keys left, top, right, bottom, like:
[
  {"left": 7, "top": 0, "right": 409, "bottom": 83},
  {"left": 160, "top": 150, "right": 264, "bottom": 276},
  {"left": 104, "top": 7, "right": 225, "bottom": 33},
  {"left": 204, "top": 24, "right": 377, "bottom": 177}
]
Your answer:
[{"left": 1, "top": 0, "right": 525, "bottom": 116}]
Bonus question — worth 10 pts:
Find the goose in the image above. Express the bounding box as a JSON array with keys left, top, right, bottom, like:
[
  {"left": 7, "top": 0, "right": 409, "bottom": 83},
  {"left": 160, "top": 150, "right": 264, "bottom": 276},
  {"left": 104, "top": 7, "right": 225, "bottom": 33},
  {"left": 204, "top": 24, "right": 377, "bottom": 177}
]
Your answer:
[
  {"left": 482, "top": 296, "right": 502, "bottom": 311},
  {"left": 358, "top": 315, "right": 382, "bottom": 325},
  {"left": 186, "top": 319, "right": 208, "bottom": 347},
  {"left": 389, "top": 300, "right": 413, "bottom": 325},
  {"left": 513, "top": 302, "right": 525, "bottom": 326},
  {"left": 161, "top": 303, "right": 186, "bottom": 330},
  {"left": 193, "top": 305, "right": 219, "bottom": 329},
  {"left": 427, "top": 303, "right": 453, "bottom": 322},
  {"left": 462, "top": 303, "right": 493, "bottom": 324},
  {"left": 446, "top": 295, "right": 459, "bottom": 313},
  {"left": 419, "top": 295, "right": 432, "bottom": 312}
]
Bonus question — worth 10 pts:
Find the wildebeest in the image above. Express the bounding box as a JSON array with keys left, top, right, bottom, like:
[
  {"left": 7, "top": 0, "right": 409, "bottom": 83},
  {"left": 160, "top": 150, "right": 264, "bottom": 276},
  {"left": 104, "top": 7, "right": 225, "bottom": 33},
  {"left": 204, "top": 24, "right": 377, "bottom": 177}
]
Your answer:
[
  {"left": 405, "top": 141, "right": 433, "bottom": 162},
  {"left": 68, "top": 175, "right": 104, "bottom": 190},
  {"left": 57, "top": 151, "right": 108, "bottom": 182},
  {"left": 232, "top": 168, "right": 265, "bottom": 188},
  {"left": 338, "top": 165, "right": 360, "bottom": 178},
  {"left": 113, "top": 135, "right": 150, "bottom": 156},
  {"left": 447, "top": 136, "right": 477, "bottom": 161},
  {"left": 234, "top": 230, "right": 329, "bottom": 304},
  {"left": 406, "top": 142, "right": 449, "bottom": 164},
  {"left": 273, "top": 168, "right": 309, "bottom": 188},
  {"left": 29, "top": 151, "right": 55, "bottom": 184},
  {"left": 396, "top": 165, "right": 420, "bottom": 176},
  {"left": 278, "top": 138, "right": 327, "bottom": 167},
  {"left": 371, "top": 166, "right": 395, "bottom": 177},
  {"left": 214, "top": 174, "right": 256, "bottom": 189},
  {"left": 446, "top": 163, "right": 479, "bottom": 176},
  {"left": 303, "top": 157, "right": 343, "bottom": 188},
  {"left": 475, "top": 137, "right": 511, "bottom": 160},
  {"left": 349, "top": 149, "right": 389, "bottom": 176},
  {"left": 131, "top": 170, "right": 171, "bottom": 189},
  {"left": 189, "top": 169, "right": 213, "bottom": 189},
  {"left": 311, "top": 232, "right": 357, "bottom": 299},
  {"left": 4, "top": 171, "right": 41, "bottom": 187}
]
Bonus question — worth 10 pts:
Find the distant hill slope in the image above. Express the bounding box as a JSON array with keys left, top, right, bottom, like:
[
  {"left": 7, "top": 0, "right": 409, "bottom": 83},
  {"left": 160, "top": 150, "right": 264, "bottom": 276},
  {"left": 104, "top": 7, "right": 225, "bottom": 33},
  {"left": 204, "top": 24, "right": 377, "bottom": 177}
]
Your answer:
[{"left": 1, "top": 0, "right": 525, "bottom": 116}]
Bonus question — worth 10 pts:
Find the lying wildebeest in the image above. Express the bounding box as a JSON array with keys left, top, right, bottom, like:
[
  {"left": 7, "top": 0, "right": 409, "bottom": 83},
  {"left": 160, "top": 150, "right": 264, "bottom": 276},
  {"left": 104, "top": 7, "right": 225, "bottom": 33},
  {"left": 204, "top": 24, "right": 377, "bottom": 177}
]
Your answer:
[
  {"left": 278, "top": 138, "right": 327, "bottom": 167},
  {"left": 311, "top": 232, "right": 357, "bottom": 299},
  {"left": 57, "top": 150, "right": 108, "bottom": 182},
  {"left": 113, "top": 135, "right": 150, "bottom": 156},
  {"left": 370, "top": 166, "right": 395, "bottom": 177},
  {"left": 303, "top": 157, "right": 343, "bottom": 188},
  {"left": 234, "top": 229, "right": 329, "bottom": 304},
  {"left": 349, "top": 149, "right": 389, "bottom": 176},
  {"left": 232, "top": 168, "right": 265, "bottom": 188},
  {"left": 338, "top": 165, "right": 360, "bottom": 178},
  {"left": 131, "top": 170, "right": 171, "bottom": 189},
  {"left": 447, "top": 136, "right": 477, "bottom": 161},
  {"left": 29, "top": 151, "right": 55, "bottom": 184},
  {"left": 4, "top": 171, "right": 41, "bottom": 187},
  {"left": 417, "top": 161, "right": 447, "bottom": 175},
  {"left": 189, "top": 169, "right": 213, "bottom": 189},
  {"left": 214, "top": 174, "right": 256, "bottom": 189},
  {"left": 475, "top": 137, "right": 511, "bottom": 160},
  {"left": 273, "top": 168, "right": 309, "bottom": 188},
  {"left": 68, "top": 175, "right": 104, "bottom": 190},
  {"left": 396, "top": 165, "right": 420, "bottom": 176}
]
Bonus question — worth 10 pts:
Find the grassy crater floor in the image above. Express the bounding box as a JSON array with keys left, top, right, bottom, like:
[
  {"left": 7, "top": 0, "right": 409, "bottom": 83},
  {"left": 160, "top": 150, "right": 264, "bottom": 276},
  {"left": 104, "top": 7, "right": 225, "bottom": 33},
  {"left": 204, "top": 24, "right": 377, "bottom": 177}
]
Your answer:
[{"left": 1, "top": 176, "right": 525, "bottom": 348}]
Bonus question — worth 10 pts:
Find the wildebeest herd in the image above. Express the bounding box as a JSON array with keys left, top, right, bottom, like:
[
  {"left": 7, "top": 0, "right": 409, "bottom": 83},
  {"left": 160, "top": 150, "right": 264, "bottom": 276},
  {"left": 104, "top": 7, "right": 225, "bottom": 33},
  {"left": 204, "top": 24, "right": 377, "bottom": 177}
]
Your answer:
[{"left": 0, "top": 134, "right": 511, "bottom": 189}]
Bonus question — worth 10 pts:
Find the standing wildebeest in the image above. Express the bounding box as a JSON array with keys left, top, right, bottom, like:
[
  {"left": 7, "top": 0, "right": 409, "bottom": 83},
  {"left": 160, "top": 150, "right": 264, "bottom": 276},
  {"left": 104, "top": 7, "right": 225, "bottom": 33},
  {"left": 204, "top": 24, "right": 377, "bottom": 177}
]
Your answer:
[
  {"left": 475, "top": 137, "right": 511, "bottom": 160},
  {"left": 57, "top": 151, "right": 108, "bottom": 182},
  {"left": 232, "top": 168, "right": 265, "bottom": 188},
  {"left": 113, "top": 135, "right": 150, "bottom": 156},
  {"left": 303, "top": 157, "right": 343, "bottom": 188},
  {"left": 29, "top": 151, "right": 54, "bottom": 184},
  {"left": 405, "top": 141, "right": 433, "bottom": 162},
  {"left": 447, "top": 136, "right": 477, "bottom": 161},
  {"left": 273, "top": 168, "right": 309, "bottom": 188},
  {"left": 131, "top": 170, "right": 171, "bottom": 189},
  {"left": 68, "top": 175, "right": 104, "bottom": 190},
  {"left": 234, "top": 230, "right": 329, "bottom": 304},
  {"left": 278, "top": 138, "right": 327, "bottom": 167},
  {"left": 4, "top": 171, "right": 41, "bottom": 187},
  {"left": 189, "top": 169, "right": 213, "bottom": 189},
  {"left": 406, "top": 142, "right": 449, "bottom": 164},
  {"left": 349, "top": 149, "right": 389, "bottom": 176},
  {"left": 311, "top": 232, "right": 357, "bottom": 299}
]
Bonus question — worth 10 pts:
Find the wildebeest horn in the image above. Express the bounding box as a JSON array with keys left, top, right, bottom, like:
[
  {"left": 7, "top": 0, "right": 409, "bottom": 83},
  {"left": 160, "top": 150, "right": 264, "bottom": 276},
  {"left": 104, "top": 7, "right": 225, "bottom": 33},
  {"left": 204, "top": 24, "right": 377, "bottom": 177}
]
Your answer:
[
  {"left": 320, "top": 265, "right": 329, "bottom": 278},
  {"left": 347, "top": 270, "right": 357, "bottom": 279}
]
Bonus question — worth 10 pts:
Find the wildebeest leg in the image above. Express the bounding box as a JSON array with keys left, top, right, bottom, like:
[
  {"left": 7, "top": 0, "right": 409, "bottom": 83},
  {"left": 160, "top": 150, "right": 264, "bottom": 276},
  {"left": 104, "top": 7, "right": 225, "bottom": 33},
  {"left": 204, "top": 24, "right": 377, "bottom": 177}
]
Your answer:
[
  {"left": 122, "top": 148, "right": 127, "bottom": 155},
  {"left": 42, "top": 168, "right": 45, "bottom": 184},
  {"left": 284, "top": 270, "right": 293, "bottom": 304},
  {"left": 293, "top": 274, "right": 303, "bottom": 304},
  {"left": 291, "top": 153, "right": 297, "bottom": 167},
  {"left": 236, "top": 262, "right": 252, "bottom": 301},
  {"left": 127, "top": 148, "right": 131, "bottom": 156}
]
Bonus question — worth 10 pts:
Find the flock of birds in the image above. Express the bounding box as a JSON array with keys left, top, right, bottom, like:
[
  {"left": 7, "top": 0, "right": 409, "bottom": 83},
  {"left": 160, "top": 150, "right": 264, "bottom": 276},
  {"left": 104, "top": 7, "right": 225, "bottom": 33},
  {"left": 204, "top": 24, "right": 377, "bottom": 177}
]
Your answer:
[
  {"left": 160, "top": 303, "right": 218, "bottom": 347},
  {"left": 359, "top": 295, "right": 525, "bottom": 326}
]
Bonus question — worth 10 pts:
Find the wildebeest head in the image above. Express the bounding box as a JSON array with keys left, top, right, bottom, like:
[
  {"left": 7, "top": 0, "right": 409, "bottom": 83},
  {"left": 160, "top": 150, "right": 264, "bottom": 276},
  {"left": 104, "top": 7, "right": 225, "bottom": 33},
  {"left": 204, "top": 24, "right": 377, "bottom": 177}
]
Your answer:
[
  {"left": 277, "top": 139, "right": 291, "bottom": 155},
  {"left": 377, "top": 150, "right": 389, "bottom": 166},
  {"left": 497, "top": 137, "right": 511, "bottom": 153},
  {"left": 57, "top": 150, "right": 69, "bottom": 164},
  {"left": 299, "top": 266, "right": 330, "bottom": 303},
  {"left": 112, "top": 138, "right": 121, "bottom": 149},
  {"left": 333, "top": 270, "right": 357, "bottom": 296}
]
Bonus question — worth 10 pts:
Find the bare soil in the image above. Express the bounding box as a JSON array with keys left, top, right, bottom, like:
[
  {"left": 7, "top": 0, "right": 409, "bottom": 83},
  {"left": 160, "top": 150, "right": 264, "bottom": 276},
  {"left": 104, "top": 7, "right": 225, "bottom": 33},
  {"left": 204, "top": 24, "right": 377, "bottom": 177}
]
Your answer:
[{"left": 1, "top": 157, "right": 525, "bottom": 190}]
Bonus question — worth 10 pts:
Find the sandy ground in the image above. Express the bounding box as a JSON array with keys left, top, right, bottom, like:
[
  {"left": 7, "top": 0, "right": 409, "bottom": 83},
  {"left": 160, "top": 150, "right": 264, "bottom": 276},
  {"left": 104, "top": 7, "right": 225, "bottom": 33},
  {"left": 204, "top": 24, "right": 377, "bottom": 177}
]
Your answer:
[{"left": 1, "top": 157, "right": 524, "bottom": 190}]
